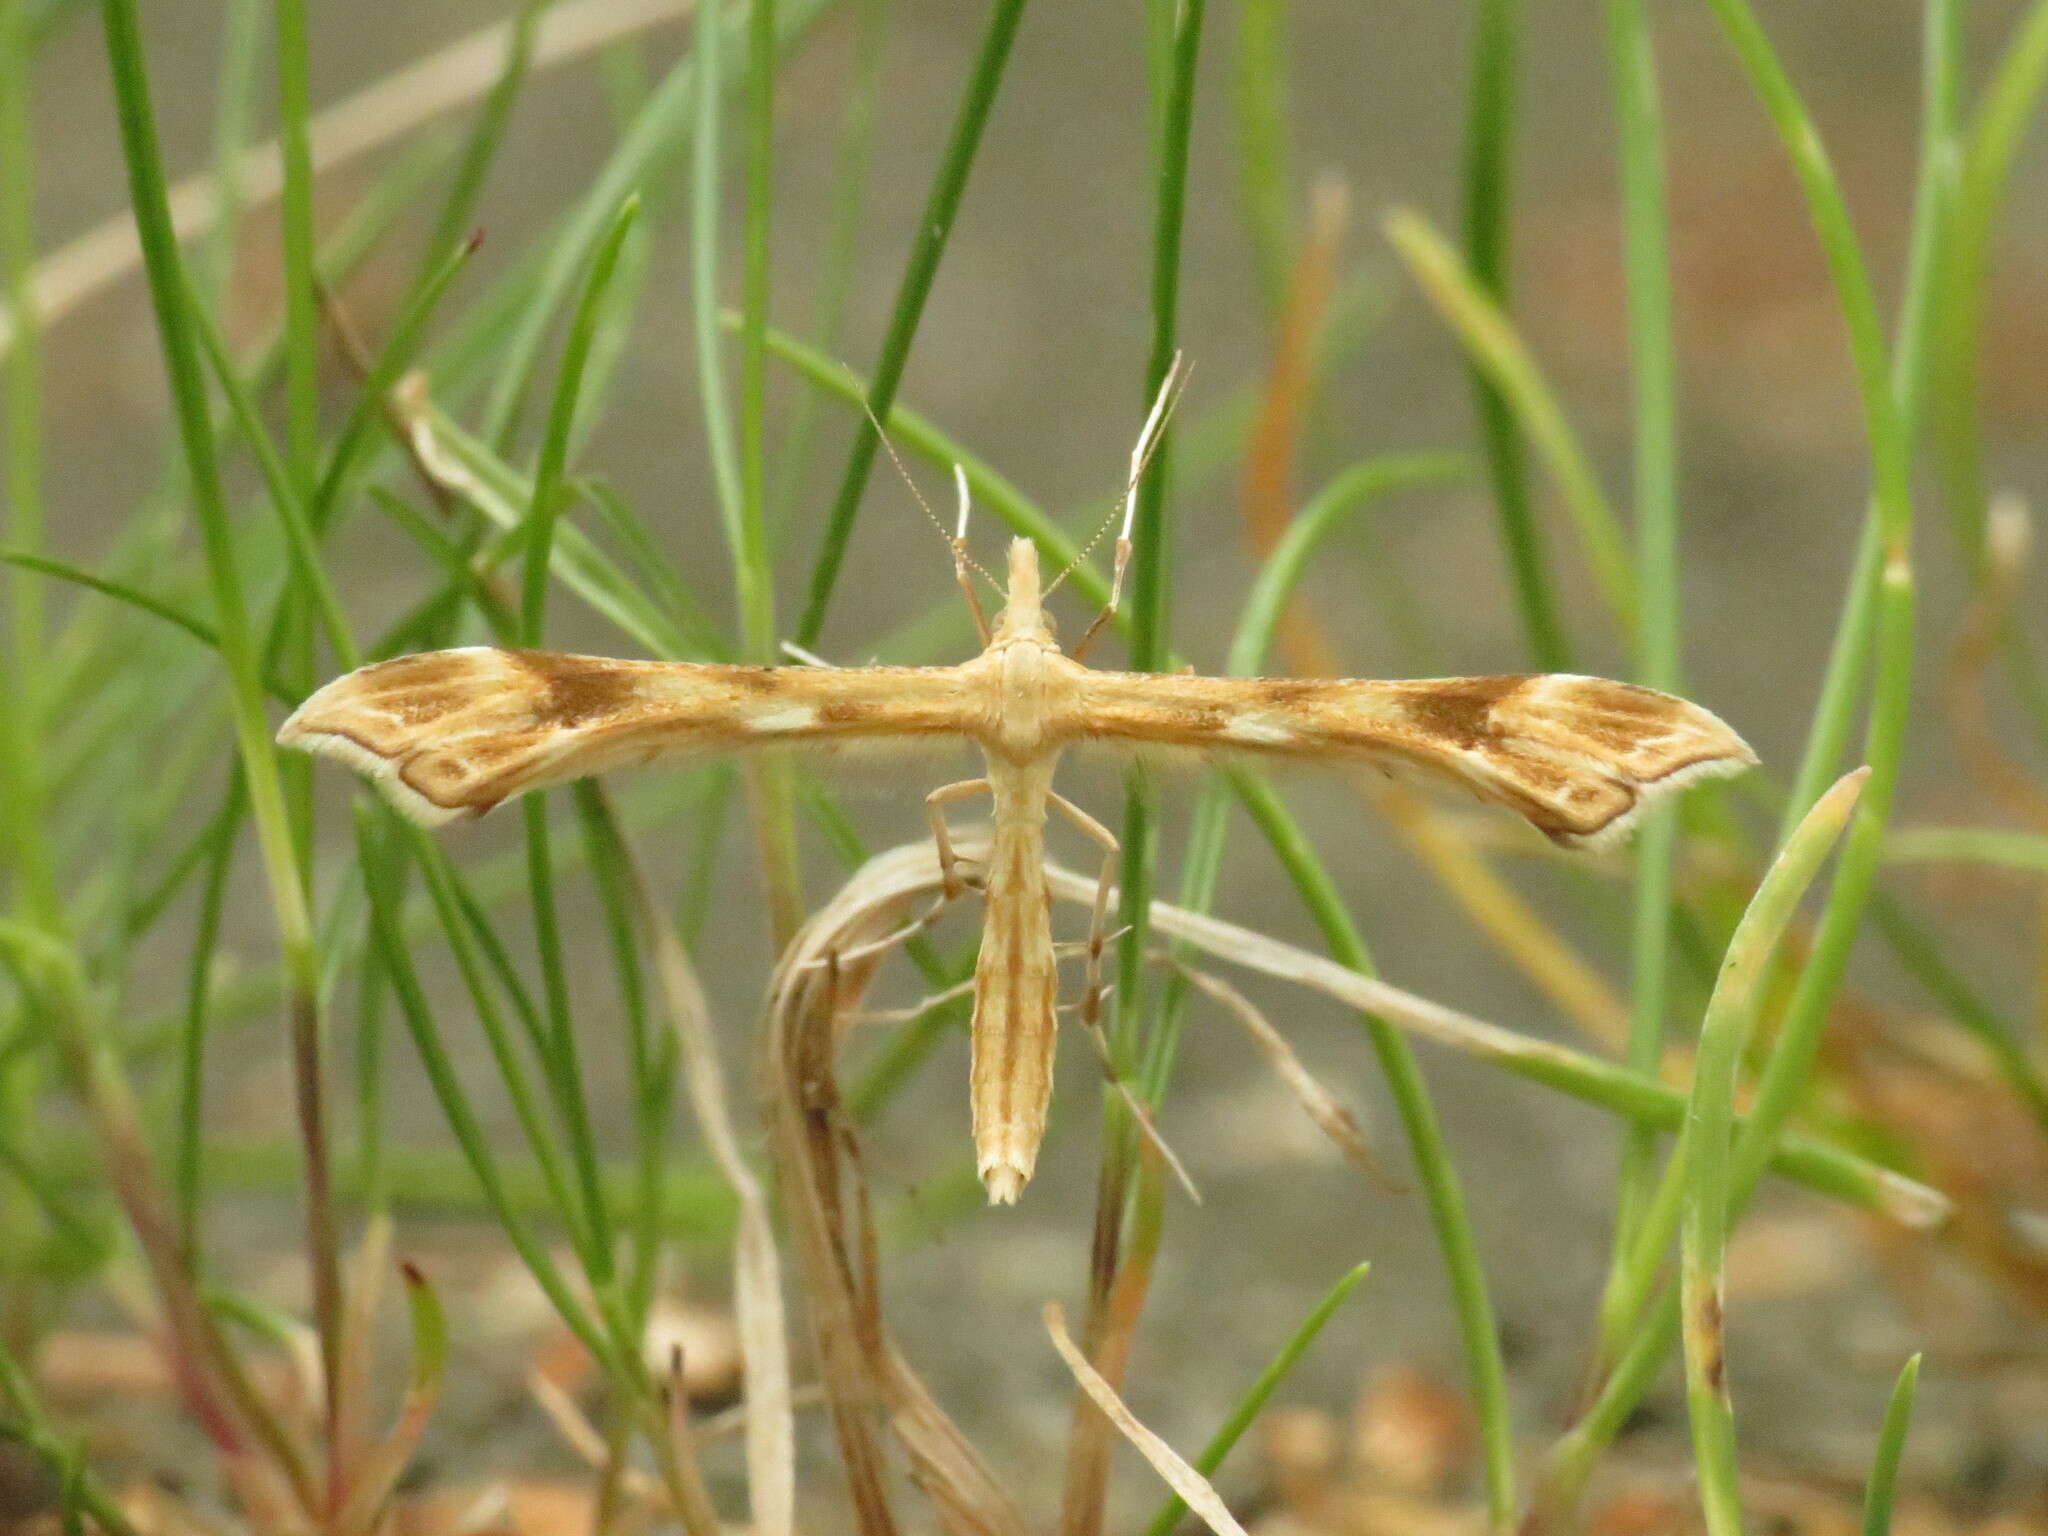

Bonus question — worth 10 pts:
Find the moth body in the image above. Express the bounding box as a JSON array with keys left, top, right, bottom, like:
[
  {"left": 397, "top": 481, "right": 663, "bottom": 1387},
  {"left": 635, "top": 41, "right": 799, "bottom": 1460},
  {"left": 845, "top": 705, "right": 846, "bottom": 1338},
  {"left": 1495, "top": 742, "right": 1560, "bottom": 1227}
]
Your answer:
[{"left": 968, "top": 756, "right": 1061, "bottom": 1205}]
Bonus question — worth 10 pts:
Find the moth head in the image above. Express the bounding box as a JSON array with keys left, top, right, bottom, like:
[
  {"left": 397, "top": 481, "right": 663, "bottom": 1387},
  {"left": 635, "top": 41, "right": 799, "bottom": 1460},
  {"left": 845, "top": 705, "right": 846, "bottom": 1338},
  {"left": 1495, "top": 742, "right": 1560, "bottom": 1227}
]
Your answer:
[{"left": 992, "top": 536, "right": 1055, "bottom": 645}]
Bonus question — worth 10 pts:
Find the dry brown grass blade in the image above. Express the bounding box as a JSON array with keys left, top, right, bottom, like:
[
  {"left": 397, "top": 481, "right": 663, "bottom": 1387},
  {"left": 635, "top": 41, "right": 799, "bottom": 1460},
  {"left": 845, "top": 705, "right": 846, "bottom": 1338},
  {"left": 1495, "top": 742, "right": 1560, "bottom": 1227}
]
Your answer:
[
  {"left": 764, "top": 848, "right": 1032, "bottom": 1536},
  {"left": 1242, "top": 174, "right": 1351, "bottom": 678},
  {"left": 4, "top": 0, "right": 696, "bottom": 361},
  {"left": 616, "top": 820, "right": 795, "bottom": 1536},
  {"left": 331, "top": 1213, "right": 394, "bottom": 1491},
  {"left": 662, "top": 1348, "right": 728, "bottom": 1536},
  {"left": 1043, "top": 1303, "right": 1250, "bottom": 1536},
  {"left": 1175, "top": 962, "right": 1391, "bottom": 1185},
  {"left": 333, "top": 1263, "right": 446, "bottom": 1536},
  {"left": 19, "top": 955, "right": 319, "bottom": 1519},
  {"left": 1057, "top": 1141, "right": 1167, "bottom": 1536}
]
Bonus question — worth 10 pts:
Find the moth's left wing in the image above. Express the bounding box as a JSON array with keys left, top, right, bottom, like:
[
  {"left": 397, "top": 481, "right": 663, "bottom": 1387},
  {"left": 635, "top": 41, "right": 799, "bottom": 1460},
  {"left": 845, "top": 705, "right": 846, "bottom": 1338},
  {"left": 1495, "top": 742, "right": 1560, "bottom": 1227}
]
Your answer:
[
  {"left": 279, "top": 647, "right": 978, "bottom": 826},
  {"left": 1072, "top": 671, "right": 1755, "bottom": 849}
]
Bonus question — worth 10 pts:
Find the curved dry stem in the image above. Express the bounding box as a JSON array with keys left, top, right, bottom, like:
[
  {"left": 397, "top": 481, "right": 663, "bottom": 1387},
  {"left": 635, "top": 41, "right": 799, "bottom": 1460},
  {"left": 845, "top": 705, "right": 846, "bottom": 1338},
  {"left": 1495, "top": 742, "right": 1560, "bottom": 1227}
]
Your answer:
[{"left": 763, "top": 850, "right": 1031, "bottom": 1536}]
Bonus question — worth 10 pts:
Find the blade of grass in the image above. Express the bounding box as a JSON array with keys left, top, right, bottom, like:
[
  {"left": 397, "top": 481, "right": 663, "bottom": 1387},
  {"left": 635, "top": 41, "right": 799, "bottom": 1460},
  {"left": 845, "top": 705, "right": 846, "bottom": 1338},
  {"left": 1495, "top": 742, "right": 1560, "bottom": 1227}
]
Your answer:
[
  {"left": 1933, "top": 1, "right": 2048, "bottom": 565},
  {"left": 1860, "top": 1355, "right": 1921, "bottom": 1536},
  {"left": 1462, "top": 0, "right": 1565, "bottom": 670},
  {"left": 480, "top": 0, "right": 840, "bottom": 445},
  {"left": 0, "top": 0, "right": 59, "bottom": 932},
  {"left": 1140, "top": 1261, "right": 1369, "bottom": 1536},
  {"left": 689, "top": 0, "right": 803, "bottom": 945},
  {"left": 1230, "top": 0, "right": 1294, "bottom": 314},
  {"left": 355, "top": 810, "right": 613, "bottom": 1367},
  {"left": 180, "top": 272, "right": 358, "bottom": 667},
  {"left": 1602, "top": 0, "right": 1684, "bottom": 1295},
  {"left": 795, "top": 0, "right": 1029, "bottom": 646},
  {"left": 100, "top": 0, "right": 343, "bottom": 1474},
  {"left": 1115, "top": 0, "right": 1207, "bottom": 1016},
  {"left": 421, "top": 0, "right": 547, "bottom": 268},
  {"left": 175, "top": 773, "right": 245, "bottom": 1261},
  {"left": 522, "top": 194, "right": 642, "bottom": 642},
  {"left": 768, "top": 0, "right": 891, "bottom": 533},
  {"left": 573, "top": 787, "right": 669, "bottom": 1327},
  {"left": 308, "top": 232, "right": 482, "bottom": 539},
  {"left": 1680, "top": 769, "right": 1869, "bottom": 1536},
  {"left": 1139, "top": 451, "right": 1473, "bottom": 1097},
  {"left": 271, "top": 0, "right": 318, "bottom": 513},
  {"left": 508, "top": 188, "right": 645, "bottom": 1341},
  {"left": 1385, "top": 209, "right": 1638, "bottom": 643},
  {"left": 199, "top": 0, "right": 263, "bottom": 302},
  {"left": 740, "top": 0, "right": 776, "bottom": 635},
  {"left": 1230, "top": 769, "right": 1516, "bottom": 1527}
]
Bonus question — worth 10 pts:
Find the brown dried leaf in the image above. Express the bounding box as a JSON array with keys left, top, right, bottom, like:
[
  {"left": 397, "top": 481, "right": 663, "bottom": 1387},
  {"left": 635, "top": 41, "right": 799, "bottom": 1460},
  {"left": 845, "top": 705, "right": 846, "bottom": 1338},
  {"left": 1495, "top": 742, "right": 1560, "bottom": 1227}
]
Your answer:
[{"left": 1043, "top": 1302, "right": 1249, "bottom": 1536}]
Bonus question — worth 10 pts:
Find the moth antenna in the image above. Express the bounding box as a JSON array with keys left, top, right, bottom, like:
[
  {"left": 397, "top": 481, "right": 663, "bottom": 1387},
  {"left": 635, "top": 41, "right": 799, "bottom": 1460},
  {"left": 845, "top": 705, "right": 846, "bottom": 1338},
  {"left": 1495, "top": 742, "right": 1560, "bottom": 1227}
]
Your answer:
[
  {"left": 857, "top": 393, "right": 998, "bottom": 640},
  {"left": 1061, "top": 352, "right": 1189, "bottom": 661}
]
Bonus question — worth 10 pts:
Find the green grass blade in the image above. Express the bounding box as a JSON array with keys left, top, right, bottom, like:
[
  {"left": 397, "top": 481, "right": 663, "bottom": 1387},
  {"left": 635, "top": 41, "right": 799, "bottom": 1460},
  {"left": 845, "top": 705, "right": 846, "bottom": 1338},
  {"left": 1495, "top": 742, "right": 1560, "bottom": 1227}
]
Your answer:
[
  {"left": 0, "top": 0, "right": 58, "bottom": 931},
  {"left": 100, "top": 0, "right": 341, "bottom": 1428},
  {"left": 1141, "top": 1262, "right": 1368, "bottom": 1536},
  {"left": 356, "top": 810, "right": 612, "bottom": 1366},
  {"left": 175, "top": 773, "right": 244, "bottom": 1258},
  {"left": 1861, "top": 1354, "right": 1921, "bottom": 1536},
  {"left": 1114, "top": 0, "right": 1206, "bottom": 1085},
  {"left": 1680, "top": 769, "right": 1868, "bottom": 1536},
  {"left": 422, "top": 0, "right": 546, "bottom": 267},
  {"left": 1230, "top": 772, "right": 1516, "bottom": 1526},
  {"left": 1230, "top": 0, "right": 1294, "bottom": 313},
  {"left": 523, "top": 194, "right": 642, "bottom": 644},
  {"left": 180, "top": 274, "right": 360, "bottom": 669},
  {"left": 768, "top": 0, "right": 891, "bottom": 533},
  {"left": 1602, "top": 0, "right": 1684, "bottom": 1286},
  {"left": 1462, "top": 0, "right": 1566, "bottom": 672},
  {"left": 795, "top": 0, "right": 1029, "bottom": 647},
  {"left": 1385, "top": 208, "right": 1638, "bottom": 644}
]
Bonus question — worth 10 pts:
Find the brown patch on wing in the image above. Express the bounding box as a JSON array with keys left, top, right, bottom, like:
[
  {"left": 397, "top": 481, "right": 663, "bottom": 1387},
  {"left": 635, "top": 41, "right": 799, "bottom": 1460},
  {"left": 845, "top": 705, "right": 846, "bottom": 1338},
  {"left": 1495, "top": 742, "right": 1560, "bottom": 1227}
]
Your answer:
[
  {"left": 511, "top": 649, "right": 658, "bottom": 729},
  {"left": 1392, "top": 674, "right": 1526, "bottom": 750}
]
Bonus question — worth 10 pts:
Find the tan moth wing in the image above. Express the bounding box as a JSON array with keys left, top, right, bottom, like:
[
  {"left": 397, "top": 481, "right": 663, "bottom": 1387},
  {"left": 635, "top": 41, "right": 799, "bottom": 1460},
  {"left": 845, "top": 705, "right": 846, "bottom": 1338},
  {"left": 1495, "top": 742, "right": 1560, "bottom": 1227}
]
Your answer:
[
  {"left": 1071, "top": 671, "right": 1756, "bottom": 849},
  {"left": 278, "top": 646, "right": 978, "bottom": 827}
]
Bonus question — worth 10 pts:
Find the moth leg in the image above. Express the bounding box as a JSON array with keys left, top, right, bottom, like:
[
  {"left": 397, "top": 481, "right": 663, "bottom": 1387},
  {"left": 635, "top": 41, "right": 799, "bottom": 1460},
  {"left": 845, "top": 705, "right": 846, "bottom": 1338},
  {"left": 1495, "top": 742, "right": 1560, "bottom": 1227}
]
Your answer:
[
  {"left": 808, "top": 870, "right": 974, "bottom": 970},
  {"left": 926, "top": 777, "right": 991, "bottom": 899},
  {"left": 1047, "top": 790, "right": 1119, "bottom": 1028},
  {"left": 850, "top": 976, "right": 977, "bottom": 1026},
  {"left": 1066, "top": 981, "right": 1200, "bottom": 1203}
]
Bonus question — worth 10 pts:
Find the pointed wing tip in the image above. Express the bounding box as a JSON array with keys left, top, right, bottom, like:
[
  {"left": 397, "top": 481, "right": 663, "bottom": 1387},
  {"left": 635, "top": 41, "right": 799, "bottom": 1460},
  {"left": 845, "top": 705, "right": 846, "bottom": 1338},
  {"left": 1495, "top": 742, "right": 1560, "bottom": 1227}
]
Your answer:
[
  {"left": 278, "top": 724, "right": 477, "bottom": 829},
  {"left": 1555, "top": 743, "right": 1757, "bottom": 853}
]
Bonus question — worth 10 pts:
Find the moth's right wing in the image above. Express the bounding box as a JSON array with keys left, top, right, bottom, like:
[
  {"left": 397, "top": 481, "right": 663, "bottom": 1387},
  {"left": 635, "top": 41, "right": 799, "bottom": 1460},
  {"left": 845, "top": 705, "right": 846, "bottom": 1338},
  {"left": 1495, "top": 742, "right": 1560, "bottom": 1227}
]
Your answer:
[
  {"left": 278, "top": 647, "right": 979, "bottom": 826},
  {"left": 1072, "top": 670, "right": 1755, "bottom": 849}
]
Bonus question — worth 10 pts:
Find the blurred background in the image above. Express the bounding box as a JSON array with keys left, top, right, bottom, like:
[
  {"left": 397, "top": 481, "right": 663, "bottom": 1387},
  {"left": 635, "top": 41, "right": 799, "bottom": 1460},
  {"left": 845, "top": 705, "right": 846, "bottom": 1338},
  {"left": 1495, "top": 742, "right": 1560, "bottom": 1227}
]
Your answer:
[{"left": 9, "top": 1, "right": 2048, "bottom": 1530}]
